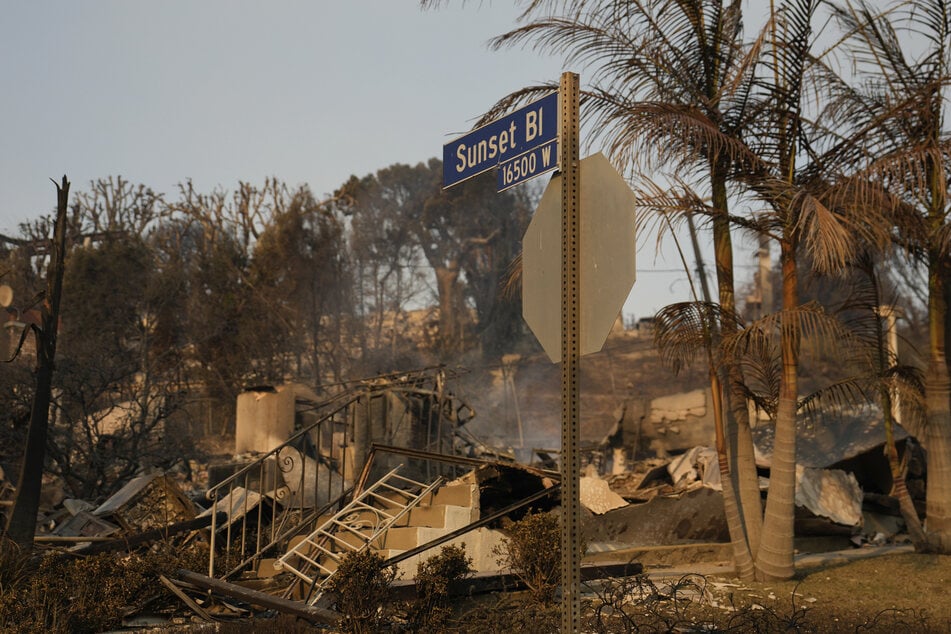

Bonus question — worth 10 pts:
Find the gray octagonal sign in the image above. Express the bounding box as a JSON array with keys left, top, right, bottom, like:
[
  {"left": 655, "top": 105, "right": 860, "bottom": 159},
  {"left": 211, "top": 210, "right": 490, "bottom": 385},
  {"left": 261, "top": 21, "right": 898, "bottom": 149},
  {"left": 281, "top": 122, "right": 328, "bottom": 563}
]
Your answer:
[{"left": 522, "top": 152, "right": 636, "bottom": 363}]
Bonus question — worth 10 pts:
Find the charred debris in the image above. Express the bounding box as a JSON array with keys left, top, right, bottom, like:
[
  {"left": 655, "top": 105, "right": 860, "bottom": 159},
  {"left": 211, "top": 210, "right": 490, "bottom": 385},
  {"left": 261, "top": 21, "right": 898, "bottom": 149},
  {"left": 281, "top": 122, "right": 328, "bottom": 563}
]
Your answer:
[{"left": 0, "top": 366, "right": 926, "bottom": 627}]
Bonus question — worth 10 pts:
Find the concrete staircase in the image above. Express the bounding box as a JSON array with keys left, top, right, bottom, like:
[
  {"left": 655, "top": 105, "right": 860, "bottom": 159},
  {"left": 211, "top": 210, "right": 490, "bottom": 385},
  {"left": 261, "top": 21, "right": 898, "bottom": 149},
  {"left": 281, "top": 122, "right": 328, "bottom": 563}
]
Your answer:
[
  {"left": 273, "top": 466, "right": 443, "bottom": 603},
  {"left": 373, "top": 478, "right": 507, "bottom": 578},
  {"left": 269, "top": 475, "right": 508, "bottom": 588}
]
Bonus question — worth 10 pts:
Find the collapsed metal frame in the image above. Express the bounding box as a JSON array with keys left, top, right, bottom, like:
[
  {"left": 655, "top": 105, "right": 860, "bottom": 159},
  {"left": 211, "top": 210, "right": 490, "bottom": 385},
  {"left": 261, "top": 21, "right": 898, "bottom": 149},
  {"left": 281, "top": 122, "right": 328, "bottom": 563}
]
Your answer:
[
  {"left": 204, "top": 367, "right": 467, "bottom": 580},
  {"left": 205, "top": 391, "right": 360, "bottom": 579}
]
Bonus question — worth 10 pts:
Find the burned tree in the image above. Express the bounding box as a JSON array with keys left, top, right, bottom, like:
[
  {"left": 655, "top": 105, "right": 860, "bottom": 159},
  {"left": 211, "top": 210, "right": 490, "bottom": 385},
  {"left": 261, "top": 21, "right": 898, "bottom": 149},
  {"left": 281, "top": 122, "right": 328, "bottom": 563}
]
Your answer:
[{"left": 6, "top": 177, "right": 69, "bottom": 549}]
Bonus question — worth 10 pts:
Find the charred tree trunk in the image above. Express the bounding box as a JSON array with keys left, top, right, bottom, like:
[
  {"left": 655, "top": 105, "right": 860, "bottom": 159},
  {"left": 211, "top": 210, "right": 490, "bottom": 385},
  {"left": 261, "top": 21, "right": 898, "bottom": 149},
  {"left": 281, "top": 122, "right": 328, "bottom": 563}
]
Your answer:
[
  {"left": 926, "top": 249, "right": 951, "bottom": 552},
  {"left": 6, "top": 177, "right": 69, "bottom": 550}
]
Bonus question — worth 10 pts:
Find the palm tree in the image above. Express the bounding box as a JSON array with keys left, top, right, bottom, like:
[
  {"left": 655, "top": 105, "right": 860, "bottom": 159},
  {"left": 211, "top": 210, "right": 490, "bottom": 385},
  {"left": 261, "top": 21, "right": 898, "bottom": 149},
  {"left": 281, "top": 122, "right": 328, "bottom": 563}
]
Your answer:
[
  {"left": 428, "top": 0, "right": 888, "bottom": 580},
  {"left": 487, "top": 0, "right": 870, "bottom": 580},
  {"left": 827, "top": 0, "right": 951, "bottom": 552},
  {"left": 471, "top": 0, "right": 767, "bottom": 580},
  {"left": 722, "top": 0, "right": 896, "bottom": 579}
]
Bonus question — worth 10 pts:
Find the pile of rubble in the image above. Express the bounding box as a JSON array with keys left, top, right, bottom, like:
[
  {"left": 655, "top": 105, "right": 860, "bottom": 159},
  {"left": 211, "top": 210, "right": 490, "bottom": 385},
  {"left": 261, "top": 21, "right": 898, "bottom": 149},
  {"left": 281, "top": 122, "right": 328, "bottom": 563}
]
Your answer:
[{"left": 0, "top": 370, "right": 929, "bottom": 629}]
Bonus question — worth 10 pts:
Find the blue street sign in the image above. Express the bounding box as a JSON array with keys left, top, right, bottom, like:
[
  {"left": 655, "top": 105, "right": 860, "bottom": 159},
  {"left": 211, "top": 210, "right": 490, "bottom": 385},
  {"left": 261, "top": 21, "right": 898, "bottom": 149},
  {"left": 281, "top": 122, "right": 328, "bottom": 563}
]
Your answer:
[{"left": 443, "top": 92, "right": 558, "bottom": 190}]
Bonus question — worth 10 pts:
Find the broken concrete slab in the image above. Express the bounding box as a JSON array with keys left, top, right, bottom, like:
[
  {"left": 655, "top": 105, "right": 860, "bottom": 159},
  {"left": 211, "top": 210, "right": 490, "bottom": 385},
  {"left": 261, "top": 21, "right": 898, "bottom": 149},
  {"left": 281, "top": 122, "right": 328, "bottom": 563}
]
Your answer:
[
  {"left": 580, "top": 476, "right": 627, "bottom": 515},
  {"left": 62, "top": 498, "right": 95, "bottom": 516},
  {"left": 50, "top": 510, "right": 120, "bottom": 539}
]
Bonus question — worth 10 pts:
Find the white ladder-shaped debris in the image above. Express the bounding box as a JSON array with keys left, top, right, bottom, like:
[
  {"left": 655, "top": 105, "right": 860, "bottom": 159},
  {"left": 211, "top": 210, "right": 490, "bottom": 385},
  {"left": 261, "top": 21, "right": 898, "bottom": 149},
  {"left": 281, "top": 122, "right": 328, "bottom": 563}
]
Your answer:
[{"left": 275, "top": 464, "right": 443, "bottom": 604}]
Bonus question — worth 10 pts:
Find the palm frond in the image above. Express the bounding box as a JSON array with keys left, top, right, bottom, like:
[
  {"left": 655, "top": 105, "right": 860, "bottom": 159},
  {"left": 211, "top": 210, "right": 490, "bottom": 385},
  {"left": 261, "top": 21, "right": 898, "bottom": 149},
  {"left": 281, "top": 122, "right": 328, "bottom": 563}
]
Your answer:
[
  {"left": 797, "top": 375, "right": 873, "bottom": 419},
  {"left": 594, "top": 99, "right": 767, "bottom": 176},
  {"left": 724, "top": 301, "right": 865, "bottom": 366},
  {"left": 829, "top": 0, "right": 918, "bottom": 94},
  {"left": 759, "top": 0, "right": 819, "bottom": 111},
  {"left": 653, "top": 300, "right": 741, "bottom": 374},
  {"left": 628, "top": 175, "right": 711, "bottom": 279},
  {"left": 903, "top": 0, "right": 951, "bottom": 74},
  {"left": 470, "top": 84, "right": 560, "bottom": 128},
  {"left": 791, "top": 189, "right": 855, "bottom": 273},
  {"left": 725, "top": 318, "right": 782, "bottom": 417}
]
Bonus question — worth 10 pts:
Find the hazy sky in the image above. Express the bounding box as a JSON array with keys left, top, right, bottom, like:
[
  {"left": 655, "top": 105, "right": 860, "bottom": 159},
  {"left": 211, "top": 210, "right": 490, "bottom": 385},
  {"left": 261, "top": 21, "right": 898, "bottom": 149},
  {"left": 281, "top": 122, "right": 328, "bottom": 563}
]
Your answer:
[{"left": 1, "top": 1, "right": 762, "bottom": 319}]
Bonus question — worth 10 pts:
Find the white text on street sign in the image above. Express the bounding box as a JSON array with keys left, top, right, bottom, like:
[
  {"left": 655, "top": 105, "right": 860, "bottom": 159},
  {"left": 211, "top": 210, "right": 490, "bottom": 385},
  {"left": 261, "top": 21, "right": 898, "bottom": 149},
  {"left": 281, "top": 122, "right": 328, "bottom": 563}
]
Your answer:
[
  {"left": 442, "top": 92, "right": 558, "bottom": 190},
  {"left": 497, "top": 139, "right": 559, "bottom": 191}
]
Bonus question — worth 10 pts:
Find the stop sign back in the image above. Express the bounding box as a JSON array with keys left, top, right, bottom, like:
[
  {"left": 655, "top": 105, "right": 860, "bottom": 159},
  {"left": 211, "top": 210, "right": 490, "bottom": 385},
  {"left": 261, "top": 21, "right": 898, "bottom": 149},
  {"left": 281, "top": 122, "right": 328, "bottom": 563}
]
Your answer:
[{"left": 522, "top": 152, "right": 636, "bottom": 363}]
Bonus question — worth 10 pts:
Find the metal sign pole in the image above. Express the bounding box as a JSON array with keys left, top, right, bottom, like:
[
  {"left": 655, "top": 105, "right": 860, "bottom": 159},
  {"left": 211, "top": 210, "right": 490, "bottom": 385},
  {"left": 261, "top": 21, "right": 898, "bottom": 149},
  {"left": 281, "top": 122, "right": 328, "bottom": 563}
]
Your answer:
[{"left": 559, "top": 70, "right": 582, "bottom": 633}]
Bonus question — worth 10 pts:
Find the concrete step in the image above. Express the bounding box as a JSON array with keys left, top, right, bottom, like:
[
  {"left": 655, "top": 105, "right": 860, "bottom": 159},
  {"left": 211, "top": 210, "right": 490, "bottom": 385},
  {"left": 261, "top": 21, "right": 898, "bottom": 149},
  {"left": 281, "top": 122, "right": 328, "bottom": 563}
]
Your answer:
[
  {"left": 373, "top": 526, "right": 508, "bottom": 578},
  {"left": 255, "top": 557, "right": 283, "bottom": 579},
  {"left": 366, "top": 486, "right": 417, "bottom": 509},
  {"left": 329, "top": 526, "right": 384, "bottom": 551},
  {"left": 375, "top": 547, "right": 426, "bottom": 578},
  {"left": 393, "top": 502, "right": 477, "bottom": 529},
  {"left": 333, "top": 507, "right": 397, "bottom": 532},
  {"left": 420, "top": 482, "right": 478, "bottom": 508},
  {"left": 381, "top": 525, "right": 449, "bottom": 551}
]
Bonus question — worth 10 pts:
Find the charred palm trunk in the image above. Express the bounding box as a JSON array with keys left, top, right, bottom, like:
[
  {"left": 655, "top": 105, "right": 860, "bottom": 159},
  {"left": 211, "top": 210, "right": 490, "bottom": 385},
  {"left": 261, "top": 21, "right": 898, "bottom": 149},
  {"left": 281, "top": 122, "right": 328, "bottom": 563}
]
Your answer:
[
  {"left": 711, "top": 370, "right": 755, "bottom": 579},
  {"left": 754, "top": 237, "right": 798, "bottom": 581},
  {"left": 874, "top": 300, "right": 927, "bottom": 549},
  {"left": 881, "top": 389, "right": 928, "bottom": 549},
  {"left": 926, "top": 249, "right": 951, "bottom": 551},
  {"left": 710, "top": 165, "right": 761, "bottom": 577}
]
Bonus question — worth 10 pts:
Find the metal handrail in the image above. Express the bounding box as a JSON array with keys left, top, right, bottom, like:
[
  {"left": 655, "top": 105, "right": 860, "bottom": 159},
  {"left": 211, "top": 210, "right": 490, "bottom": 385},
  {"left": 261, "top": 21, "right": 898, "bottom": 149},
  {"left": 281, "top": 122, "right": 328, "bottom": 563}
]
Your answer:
[
  {"left": 204, "top": 367, "right": 464, "bottom": 580},
  {"left": 206, "top": 388, "right": 368, "bottom": 578},
  {"left": 206, "top": 392, "right": 361, "bottom": 500},
  {"left": 206, "top": 365, "right": 462, "bottom": 498}
]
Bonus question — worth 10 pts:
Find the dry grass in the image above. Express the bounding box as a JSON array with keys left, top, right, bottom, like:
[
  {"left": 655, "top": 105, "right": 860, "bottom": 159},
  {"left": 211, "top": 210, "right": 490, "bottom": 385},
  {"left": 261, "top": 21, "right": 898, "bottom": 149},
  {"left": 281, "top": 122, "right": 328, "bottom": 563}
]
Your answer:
[
  {"left": 7, "top": 543, "right": 950, "bottom": 632},
  {"left": 705, "top": 551, "right": 951, "bottom": 632},
  {"left": 578, "top": 550, "right": 951, "bottom": 633}
]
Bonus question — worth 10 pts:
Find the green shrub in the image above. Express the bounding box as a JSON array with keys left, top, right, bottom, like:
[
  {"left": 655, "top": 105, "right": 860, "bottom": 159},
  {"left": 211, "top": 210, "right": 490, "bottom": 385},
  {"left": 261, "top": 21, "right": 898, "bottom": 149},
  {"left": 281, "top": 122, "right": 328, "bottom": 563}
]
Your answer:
[
  {"left": 409, "top": 543, "right": 474, "bottom": 631},
  {"left": 324, "top": 549, "right": 399, "bottom": 633}
]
